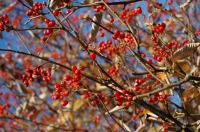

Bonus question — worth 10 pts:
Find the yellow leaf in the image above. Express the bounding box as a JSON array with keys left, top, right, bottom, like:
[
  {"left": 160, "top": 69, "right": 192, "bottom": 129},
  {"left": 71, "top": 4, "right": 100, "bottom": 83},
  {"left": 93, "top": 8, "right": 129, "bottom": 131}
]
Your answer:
[
  {"left": 51, "top": 100, "right": 59, "bottom": 108},
  {"left": 147, "top": 126, "right": 162, "bottom": 132},
  {"left": 172, "top": 61, "right": 189, "bottom": 73},
  {"left": 73, "top": 99, "right": 84, "bottom": 111}
]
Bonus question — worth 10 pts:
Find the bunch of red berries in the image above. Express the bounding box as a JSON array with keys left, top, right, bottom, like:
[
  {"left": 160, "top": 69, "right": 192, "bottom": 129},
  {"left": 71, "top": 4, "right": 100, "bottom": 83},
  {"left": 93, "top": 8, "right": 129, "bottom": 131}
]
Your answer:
[
  {"left": 41, "top": 18, "right": 56, "bottom": 42},
  {"left": 152, "top": 22, "right": 166, "bottom": 34},
  {"left": 120, "top": 7, "right": 142, "bottom": 22},
  {"left": 93, "top": 5, "right": 106, "bottom": 12},
  {"left": 26, "top": 2, "right": 45, "bottom": 16},
  {"left": 0, "top": 14, "right": 10, "bottom": 32},
  {"left": 14, "top": 67, "right": 52, "bottom": 87},
  {"left": 148, "top": 93, "right": 168, "bottom": 103}
]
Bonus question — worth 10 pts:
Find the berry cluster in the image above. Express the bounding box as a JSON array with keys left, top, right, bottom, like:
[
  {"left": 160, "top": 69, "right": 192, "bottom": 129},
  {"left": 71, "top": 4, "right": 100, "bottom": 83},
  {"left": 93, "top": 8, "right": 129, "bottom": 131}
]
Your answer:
[
  {"left": 14, "top": 67, "right": 52, "bottom": 87},
  {"left": 152, "top": 22, "right": 166, "bottom": 34},
  {"left": 112, "top": 30, "right": 125, "bottom": 40},
  {"left": 65, "top": 65, "right": 84, "bottom": 88},
  {"left": 151, "top": 38, "right": 188, "bottom": 63},
  {"left": 107, "top": 65, "right": 119, "bottom": 77},
  {"left": 26, "top": 2, "right": 45, "bottom": 16},
  {"left": 82, "top": 90, "right": 110, "bottom": 106},
  {"left": 0, "top": 103, "right": 10, "bottom": 114},
  {"left": 51, "top": 83, "right": 70, "bottom": 107},
  {"left": 113, "top": 31, "right": 135, "bottom": 47},
  {"left": 53, "top": 65, "right": 84, "bottom": 93},
  {"left": 114, "top": 90, "right": 133, "bottom": 107},
  {"left": 98, "top": 40, "right": 117, "bottom": 57},
  {"left": 152, "top": 49, "right": 165, "bottom": 62},
  {"left": 41, "top": 18, "right": 56, "bottom": 42},
  {"left": 0, "top": 14, "right": 10, "bottom": 32},
  {"left": 148, "top": 93, "right": 168, "bottom": 103},
  {"left": 93, "top": 116, "right": 100, "bottom": 125},
  {"left": 93, "top": 5, "right": 106, "bottom": 12},
  {"left": 120, "top": 7, "right": 142, "bottom": 22}
]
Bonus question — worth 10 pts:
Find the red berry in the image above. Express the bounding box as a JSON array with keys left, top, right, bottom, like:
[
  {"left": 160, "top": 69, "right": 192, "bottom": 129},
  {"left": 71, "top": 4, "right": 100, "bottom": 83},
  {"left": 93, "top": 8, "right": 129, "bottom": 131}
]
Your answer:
[
  {"left": 136, "top": 7, "right": 142, "bottom": 14},
  {"left": 157, "top": 57, "right": 163, "bottom": 62},
  {"left": 127, "top": 94, "right": 133, "bottom": 101},
  {"left": 161, "top": 22, "right": 166, "bottom": 28},
  {"left": 66, "top": 10, "right": 72, "bottom": 15},
  {"left": 99, "top": 32, "right": 104, "bottom": 37},
  {"left": 54, "top": 83, "right": 60, "bottom": 88},
  {"left": 125, "top": 102, "right": 131, "bottom": 107},
  {"left": 152, "top": 54, "right": 157, "bottom": 60},
  {"left": 134, "top": 86, "right": 140, "bottom": 91},
  {"left": 121, "top": 90, "right": 127, "bottom": 95},
  {"left": 146, "top": 84, "right": 152, "bottom": 90},
  {"left": 132, "top": 115, "right": 137, "bottom": 120},
  {"left": 71, "top": 65, "right": 77, "bottom": 72},
  {"left": 90, "top": 52, "right": 96, "bottom": 60},
  {"left": 151, "top": 35, "right": 157, "bottom": 41},
  {"left": 45, "top": 18, "right": 50, "bottom": 23},
  {"left": 109, "top": 18, "right": 114, "bottom": 23},
  {"left": 147, "top": 59, "right": 152, "bottom": 64},
  {"left": 63, "top": 90, "right": 70, "bottom": 96},
  {"left": 64, "top": 75, "right": 71, "bottom": 81},
  {"left": 79, "top": 66, "right": 85, "bottom": 71},
  {"left": 145, "top": 74, "right": 151, "bottom": 79},
  {"left": 138, "top": 78, "right": 145, "bottom": 84},
  {"left": 114, "top": 30, "right": 120, "bottom": 37},
  {"left": 114, "top": 91, "right": 121, "bottom": 97},
  {"left": 53, "top": 10, "right": 59, "bottom": 16},
  {"left": 62, "top": 100, "right": 68, "bottom": 106},
  {"left": 112, "top": 34, "right": 117, "bottom": 40},
  {"left": 148, "top": 97, "right": 154, "bottom": 103},
  {"left": 117, "top": 100, "right": 122, "bottom": 106}
]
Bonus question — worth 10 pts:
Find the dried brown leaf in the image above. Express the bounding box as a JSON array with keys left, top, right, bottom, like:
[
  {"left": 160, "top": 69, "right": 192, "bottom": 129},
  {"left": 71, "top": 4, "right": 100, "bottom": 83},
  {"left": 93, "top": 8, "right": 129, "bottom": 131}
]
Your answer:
[
  {"left": 49, "top": 0, "right": 60, "bottom": 10},
  {"left": 183, "top": 87, "right": 200, "bottom": 105},
  {"left": 170, "top": 43, "right": 200, "bottom": 62},
  {"left": 172, "top": 61, "right": 190, "bottom": 73},
  {"left": 90, "top": 12, "right": 103, "bottom": 40},
  {"left": 25, "top": 0, "right": 33, "bottom": 6},
  {"left": 156, "top": 72, "right": 172, "bottom": 81}
]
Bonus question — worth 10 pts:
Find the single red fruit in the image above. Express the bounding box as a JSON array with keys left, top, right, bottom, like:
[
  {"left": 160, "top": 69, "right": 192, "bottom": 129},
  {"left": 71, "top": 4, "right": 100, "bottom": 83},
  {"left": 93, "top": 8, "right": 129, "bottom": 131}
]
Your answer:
[
  {"left": 90, "top": 52, "right": 96, "bottom": 60},
  {"left": 109, "top": 18, "right": 114, "bottom": 23},
  {"left": 132, "top": 115, "right": 137, "bottom": 120},
  {"left": 62, "top": 100, "right": 68, "bottom": 106},
  {"left": 125, "top": 102, "right": 131, "bottom": 107},
  {"left": 53, "top": 10, "right": 59, "bottom": 16},
  {"left": 71, "top": 65, "right": 77, "bottom": 72}
]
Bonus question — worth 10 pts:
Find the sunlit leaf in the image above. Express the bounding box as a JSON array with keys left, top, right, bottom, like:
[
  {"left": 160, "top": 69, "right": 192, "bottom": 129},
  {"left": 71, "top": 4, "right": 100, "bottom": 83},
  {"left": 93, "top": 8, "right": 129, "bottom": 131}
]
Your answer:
[
  {"left": 155, "top": 72, "right": 165, "bottom": 81},
  {"left": 171, "top": 61, "right": 190, "bottom": 73},
  {"left": 58, "top": 111, "right": 73, "bottom": 123},
  {"left": 147, "top": 126, "right": 162, "bottom": 132},
  {"left": 73, "top": 99, "right": 84, "bottom": 111}
]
